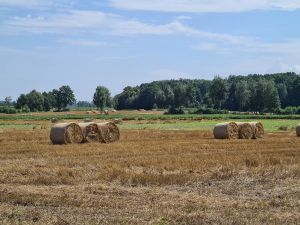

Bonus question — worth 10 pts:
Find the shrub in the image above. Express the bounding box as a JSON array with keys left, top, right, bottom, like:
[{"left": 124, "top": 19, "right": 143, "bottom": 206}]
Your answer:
[
  {"left": 195, "top": 107, "right": 229, "bottom": 114},
  {"left": 166, "top": 106, "right": 185, "bottom": 115},
  {"left": 0, "top": 106, "right": 17, "bottom": 114},
  {"left": 277, "top": 106, "right": 300, "bottom": 115},
  {"left": 278, "top": 126, "right": 289, "bottom": 131}
]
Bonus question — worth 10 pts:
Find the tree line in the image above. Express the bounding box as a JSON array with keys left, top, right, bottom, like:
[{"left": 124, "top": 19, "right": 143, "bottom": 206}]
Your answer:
[
  {"left": 1, "top": 72, "right": 300, "bottom": 114},
  {"left": 114, "top": 72, "right": 300, "bottom": 113}
]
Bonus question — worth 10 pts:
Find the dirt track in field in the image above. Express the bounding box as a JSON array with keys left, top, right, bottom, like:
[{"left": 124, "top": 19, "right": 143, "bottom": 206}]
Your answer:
[{"left": 0, "top": 129, "right": 299, "bottom": 224}]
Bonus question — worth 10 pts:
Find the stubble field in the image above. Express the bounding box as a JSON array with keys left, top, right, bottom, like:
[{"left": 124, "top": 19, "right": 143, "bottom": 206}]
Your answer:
[{"left": 0, "top": 119, "right": 299, "bottom": 224}]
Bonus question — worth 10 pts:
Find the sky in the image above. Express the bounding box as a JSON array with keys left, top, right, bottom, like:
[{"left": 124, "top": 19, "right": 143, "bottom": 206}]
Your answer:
[{"left": 1, "top": 0, "right": 300, "bottom": 101}]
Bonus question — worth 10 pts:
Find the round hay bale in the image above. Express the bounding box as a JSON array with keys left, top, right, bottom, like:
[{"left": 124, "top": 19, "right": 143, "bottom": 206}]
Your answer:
[
  {"left": 113, "top": 118, "right": 122, "bottom": 125},
  {"left": 249, "top": 122, "right": 264, "bottom": 139},
  {"left": 296, "top": 124, "right": 300, "bottom": 137},
  {"left": 86, "top": 111, "right": 92, "bottom": 115},
  {"left": 96, "top": 122, "right": 120, "bottom": 143},
  {"left": 236, "top": 122, "right": 253, "bottom": 139},
  {"left": 213, "top": 122, "right": 239, "bottom": 139},
  {"left": 51, "top": 118, "right": 58, "bottom": 123},
  {"left": 103, "top": 110, "right": 109, "bottom": 115},
  {"left": 78, "top": 122, "right": 101, "bottom": 143},
  {"left": 50, "top": 123, "right": 83, "bottom": 145}
]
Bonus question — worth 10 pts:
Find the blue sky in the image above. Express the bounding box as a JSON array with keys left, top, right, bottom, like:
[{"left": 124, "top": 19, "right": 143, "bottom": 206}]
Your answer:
[{"left": 1, "top": 0, "right": 300, "bottom": 101}]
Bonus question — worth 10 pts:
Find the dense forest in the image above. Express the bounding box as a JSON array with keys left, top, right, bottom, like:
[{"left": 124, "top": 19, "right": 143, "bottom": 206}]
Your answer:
[
  {"left": 114, "top": 72, "right": 300, "bottom": 113},
  {"left": 1, "top": 72, "right": 300, "bottom": 114}
]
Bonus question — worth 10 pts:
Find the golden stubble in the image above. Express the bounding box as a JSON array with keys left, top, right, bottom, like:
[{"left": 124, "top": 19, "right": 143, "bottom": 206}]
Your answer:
[{"left": 0, "top": 128, "right": 299, "bottom": 225}]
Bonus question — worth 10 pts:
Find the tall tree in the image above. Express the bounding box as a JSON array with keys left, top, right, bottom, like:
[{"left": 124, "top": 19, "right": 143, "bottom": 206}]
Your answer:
[
  {"left": 114, "top": 86, "right": 139, "bottom": 110},
  {"left": 208, "top": 76, "right": 228, "bottom": 109},
  {"left": 15, "top": 94, "right": 28, "bottom": 110},
  {"left": 42, "top": 91, "right": 55, "bottom": 111},
  {"left": 276, "top": 83, "right": 287, "bottom": 106},
  {"left": 4, "top": 96, "right": 12, "bottom": 105},
  {"left": 235, "top": 80, "right": 250, "bottom": 111},
  {"left": 26, "top": 90, "right": 44, "bottom": 112},
  {"left": 53, "top": 86, "right": 76, "bottom": 111},
  {"left": 264, "top": 80, "right": 281, "bottom": 112},
  {"left": 93, "top": 86, "right": 111, "bottom": 111}
]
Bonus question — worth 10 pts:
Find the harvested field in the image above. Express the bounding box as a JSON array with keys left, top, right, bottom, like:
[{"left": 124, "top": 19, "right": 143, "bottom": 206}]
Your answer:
[{"left": 0, "top": 128, "right": 299, "bottom": 225}]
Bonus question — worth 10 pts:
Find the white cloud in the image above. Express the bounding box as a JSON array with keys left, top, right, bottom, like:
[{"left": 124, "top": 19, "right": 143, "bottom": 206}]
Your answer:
[
  {"left": 109, "top": 0, "right": 300, "bottom": 13},
  {"left": 2, "top": 10, "right": 108, "bottom": 34},
  {"left": 1, "top": 10, "right": 251, "bottom": 45},
  {"left": 59, "top": 39, "right": 115, "bottom": 47}
]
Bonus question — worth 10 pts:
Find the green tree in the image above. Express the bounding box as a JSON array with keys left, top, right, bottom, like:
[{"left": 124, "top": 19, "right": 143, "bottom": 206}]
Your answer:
[
  {"left": 249, "top": 79, "right": 280, "bottom": 112},
  {"left": 93, "top": 86, "right": 111, "bottom": 112},
  {"left": 15, "top": 94, "right": 28, "bottom": 110},
  {"left": 235, "top": 80, "right": 250, "bottom": 111},
  {"left": 42, "top": 91, "right": 55, "bottom": 111},
  {"left": 173, "top": 84, "right": 189, "bottom": 107},
  {"left": 276, "top": 83, "right": 287, "bottom": 106},
  {"left": 138, "top": 84, "right": 165, "bottom": 109},
  {"left": 209, "top": 76, "right": 228, "bottom": 109},
  {"left": 114, "top": 86, "right": 139, "bottom": 110},
  {"left": 52, "top": 86, "right": 76, "bottom": 111},
  {"left": 264, "top": 80, "right": 281, "bottom": 112},
  {"left": 26, "top": 90, "right": 44, "bottom": 112},
  {"left": 4, "top": 96, "right": 12, "bottom": 105}
]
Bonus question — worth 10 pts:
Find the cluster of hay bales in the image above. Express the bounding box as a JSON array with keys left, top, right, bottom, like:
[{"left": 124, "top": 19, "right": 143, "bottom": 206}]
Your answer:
[
  {"left": 86, "top": 110, "right": 100, "bottom": 115},
  {"left": 214, "top": 122, "right": 264, "bottom": 139},
  {"left": 50, "top": 122, "right": 120, "bottom": 145}
]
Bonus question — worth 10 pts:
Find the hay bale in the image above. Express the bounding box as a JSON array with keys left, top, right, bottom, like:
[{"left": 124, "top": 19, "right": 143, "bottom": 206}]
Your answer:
[
  {"left": 86, "top": 111, "right": 92, "bottom": 115},
  {"left": 296, "top": 124, "right": 300, "bottom": 137},
  {"left": 236, "top": 122, "right": 253, "bottom": 139},
  {"left": 103, "top": 110, "right": 109, "bottom": 115},
  {"left": 113, "top": 118, "right": 122, "bottom": 125},
  {"left": 96, "top": 122, "right": 120, "bottom": 143},
  {"left": 78, "top": 122, "right": 101, "bottom": 143},
  {"left": 51, "top": 118, "right": 58, "bottom": 123},
  {"left": 249, "top": 122, "right": 264, "bottom": 139},
  {"left": 213, "top": 122, "right": 239, "bottom": 139},
  {"left": 50, "top": 123, "right": 83, "bottom": 145}
]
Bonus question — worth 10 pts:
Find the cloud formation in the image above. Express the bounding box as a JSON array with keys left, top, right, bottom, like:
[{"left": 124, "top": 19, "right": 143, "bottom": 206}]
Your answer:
[
  {"left": 1, "top": 10, "right": 251, "bottom": 45},
  {"left": 109, "top": 0, "right": 300, "bottom": 13}
]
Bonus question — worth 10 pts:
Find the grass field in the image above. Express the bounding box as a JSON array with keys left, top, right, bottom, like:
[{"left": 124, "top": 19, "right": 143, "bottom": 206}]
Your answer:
[
  {"left": 0, "top": 113, "right": 299, "bottom": 224},
  {"left": 0, "top": 118, "right": 299, "bottom": 132},
  {"left": 1, "top": 110, "right": 300, "bottom": 121}
]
